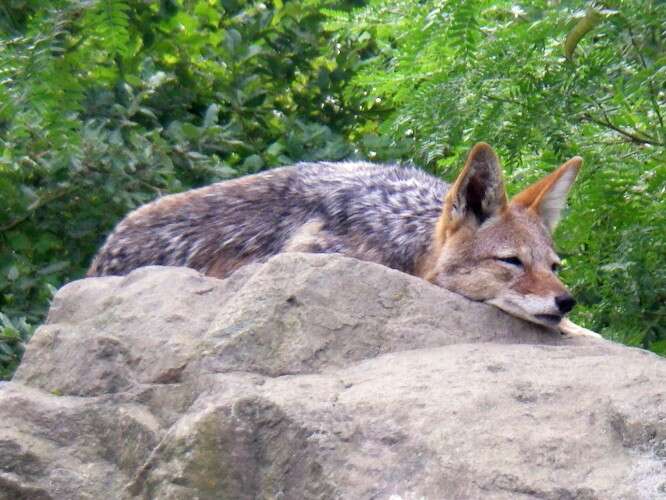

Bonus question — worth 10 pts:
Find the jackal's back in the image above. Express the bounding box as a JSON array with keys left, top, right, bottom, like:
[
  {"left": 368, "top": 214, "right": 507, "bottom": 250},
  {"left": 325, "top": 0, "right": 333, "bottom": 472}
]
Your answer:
[{"left": 88, "top": 162, "right": 448, "bottom": 278}]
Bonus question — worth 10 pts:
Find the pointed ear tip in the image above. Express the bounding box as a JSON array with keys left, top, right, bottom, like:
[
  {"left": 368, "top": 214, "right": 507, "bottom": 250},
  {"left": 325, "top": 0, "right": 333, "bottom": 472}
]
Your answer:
[
  {"left": 567, "top": 156, "right": 584, "bottom": 169},
  {"left": 471, "top": 142, "right": 494, "bottom": 154},
  {"left": 468, "top": 142, "right": 499, "bottom": 163}
]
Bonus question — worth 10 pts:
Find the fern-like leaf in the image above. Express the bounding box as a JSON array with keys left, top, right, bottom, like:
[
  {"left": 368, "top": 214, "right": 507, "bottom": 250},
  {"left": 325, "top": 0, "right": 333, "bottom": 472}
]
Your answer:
[{"left": 85, "top": 0, "right": 131, "bottom": 57}]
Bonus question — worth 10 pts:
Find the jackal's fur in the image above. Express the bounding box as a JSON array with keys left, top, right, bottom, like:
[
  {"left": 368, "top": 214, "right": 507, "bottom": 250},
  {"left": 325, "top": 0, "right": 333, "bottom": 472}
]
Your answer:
[{"left": 89, "top": 143, "right": 589, "bottom": 332}]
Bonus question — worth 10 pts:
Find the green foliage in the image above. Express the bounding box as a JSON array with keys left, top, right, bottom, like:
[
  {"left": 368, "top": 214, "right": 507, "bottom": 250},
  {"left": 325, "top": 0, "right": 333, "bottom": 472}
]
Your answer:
[
  {"left": 327, "top": 0, "right": 666, "bottom": 350},
  {"left": 0, "top": 313, "right": 34, "bottom": 379},
  {"left": 1, "top": 0, "right": 664, "bottom": 378},
  {"left": 0, "top": 0, "right": 362, "bottom": 378}
]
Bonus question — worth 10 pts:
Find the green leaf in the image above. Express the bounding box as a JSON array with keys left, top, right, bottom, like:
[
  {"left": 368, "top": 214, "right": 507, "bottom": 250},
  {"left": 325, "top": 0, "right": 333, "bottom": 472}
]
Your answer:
[
  {"left": 7, "top": 232, "right": 31, "bottom": 252},
  {"left": 242, "top": 154, "right": 264, "bottom": 171}
]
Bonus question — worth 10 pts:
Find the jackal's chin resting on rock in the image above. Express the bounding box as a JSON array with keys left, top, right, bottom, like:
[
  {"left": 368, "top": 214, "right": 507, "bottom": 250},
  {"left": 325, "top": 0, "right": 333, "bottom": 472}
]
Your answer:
[{"left": 88, "top": 142, "right": 587, "bottom": 333}]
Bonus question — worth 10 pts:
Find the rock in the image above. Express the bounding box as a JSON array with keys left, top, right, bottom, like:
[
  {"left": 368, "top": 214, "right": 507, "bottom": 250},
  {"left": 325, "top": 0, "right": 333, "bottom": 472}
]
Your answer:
[{"left": 1, "top": 252, "right": 664, "bottom": 499}]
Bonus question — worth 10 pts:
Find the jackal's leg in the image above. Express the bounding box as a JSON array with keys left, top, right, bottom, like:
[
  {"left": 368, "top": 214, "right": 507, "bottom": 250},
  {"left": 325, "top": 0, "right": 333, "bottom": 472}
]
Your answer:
[
  {"left": 559, "top": 318, "right": 602, "bottom": 339},
  {"left": 283, "top": 219, "right": 345, "bottom": 254}
]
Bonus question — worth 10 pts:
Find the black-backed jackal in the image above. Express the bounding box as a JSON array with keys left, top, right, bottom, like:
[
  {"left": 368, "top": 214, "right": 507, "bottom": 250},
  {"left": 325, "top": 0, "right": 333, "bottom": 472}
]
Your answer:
[{"left": 89, "top": 143, "right": 600, "bottom": 337}]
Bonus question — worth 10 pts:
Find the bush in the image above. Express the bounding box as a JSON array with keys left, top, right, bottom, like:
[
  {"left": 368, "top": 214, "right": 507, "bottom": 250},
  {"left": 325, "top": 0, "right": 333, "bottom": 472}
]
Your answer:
[{"left": 0, "top": 0, "right": 364, "bottom": 378}]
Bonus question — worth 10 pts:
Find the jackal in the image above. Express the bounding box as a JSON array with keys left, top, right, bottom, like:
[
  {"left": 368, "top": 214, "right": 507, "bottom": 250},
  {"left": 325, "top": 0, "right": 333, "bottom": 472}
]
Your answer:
[{"left": 89, "top": 143, "right": 597, "bottom": 335}]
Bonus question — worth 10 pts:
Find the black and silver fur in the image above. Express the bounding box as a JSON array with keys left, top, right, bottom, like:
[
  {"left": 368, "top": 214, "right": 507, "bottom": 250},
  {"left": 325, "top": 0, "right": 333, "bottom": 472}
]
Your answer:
[{"left": 88, "top": 162, "right": 449, "bottom": 277}]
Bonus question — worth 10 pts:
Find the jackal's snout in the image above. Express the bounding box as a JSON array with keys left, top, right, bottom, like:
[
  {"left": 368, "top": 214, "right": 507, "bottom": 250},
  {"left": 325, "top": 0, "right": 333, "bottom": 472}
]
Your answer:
[{"left": 555, "top": 294, "right": 576, "bottom": 314}]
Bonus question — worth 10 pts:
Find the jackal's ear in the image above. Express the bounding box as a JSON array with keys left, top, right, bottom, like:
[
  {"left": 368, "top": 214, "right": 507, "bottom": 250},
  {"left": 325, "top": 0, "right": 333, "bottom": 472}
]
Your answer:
[
  {"left": 443, "top": 143, "right": 507, "bottom": 229},
  {"left": 511, "top": 156, "right": 582, "bottom": 232}
]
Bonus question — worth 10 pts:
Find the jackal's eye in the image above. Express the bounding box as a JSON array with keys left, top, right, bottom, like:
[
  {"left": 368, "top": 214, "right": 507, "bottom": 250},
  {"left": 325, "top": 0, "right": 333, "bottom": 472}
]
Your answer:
[{"left": 496, "top": 256, "right": 523, "bottom": 267}]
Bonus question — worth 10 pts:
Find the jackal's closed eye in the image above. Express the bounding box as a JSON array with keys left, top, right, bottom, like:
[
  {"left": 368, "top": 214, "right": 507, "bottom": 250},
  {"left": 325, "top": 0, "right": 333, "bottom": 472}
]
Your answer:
[{"left": 495, "top": 256, "right": 523, "bottom": 267}]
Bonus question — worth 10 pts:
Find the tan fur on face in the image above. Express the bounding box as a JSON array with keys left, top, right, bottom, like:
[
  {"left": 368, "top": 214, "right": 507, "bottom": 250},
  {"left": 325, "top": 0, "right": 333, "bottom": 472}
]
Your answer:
[
  {"left": 427, "top": 207, "right": 570, "bottom": 324},
  {"left": 424, "top": 146, "right": 582, "bottom": 327}
]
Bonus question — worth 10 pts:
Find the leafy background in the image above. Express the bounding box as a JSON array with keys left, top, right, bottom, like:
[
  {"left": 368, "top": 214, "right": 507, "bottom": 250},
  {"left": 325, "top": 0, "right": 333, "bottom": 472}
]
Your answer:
[{"left": 1, "top": 0, "right": 664, "bottom": 379}]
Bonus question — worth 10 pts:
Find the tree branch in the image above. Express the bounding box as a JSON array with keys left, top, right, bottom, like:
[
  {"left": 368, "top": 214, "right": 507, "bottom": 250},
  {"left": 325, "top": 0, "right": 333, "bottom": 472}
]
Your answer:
[{"left": 581, "top": 113, "right": 664, "bottom": 146}]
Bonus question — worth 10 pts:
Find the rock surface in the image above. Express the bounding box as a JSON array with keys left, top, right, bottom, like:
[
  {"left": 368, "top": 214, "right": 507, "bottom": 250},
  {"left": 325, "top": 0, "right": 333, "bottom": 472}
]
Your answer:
[{"left": 1, "top": 252, "right": 665, "bottom": 499}]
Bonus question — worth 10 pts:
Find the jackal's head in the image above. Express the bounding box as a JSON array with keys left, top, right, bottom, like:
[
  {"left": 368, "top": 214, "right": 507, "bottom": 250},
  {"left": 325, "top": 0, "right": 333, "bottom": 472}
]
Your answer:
[{"left": 426, "top": 143, "right": 582, "bottom": 329}]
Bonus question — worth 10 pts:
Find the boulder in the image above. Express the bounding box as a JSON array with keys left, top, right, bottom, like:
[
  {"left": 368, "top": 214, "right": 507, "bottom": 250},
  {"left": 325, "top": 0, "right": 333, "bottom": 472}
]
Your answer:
[{"left": 1, "top": 253, "right": 664, "bottom": 499}]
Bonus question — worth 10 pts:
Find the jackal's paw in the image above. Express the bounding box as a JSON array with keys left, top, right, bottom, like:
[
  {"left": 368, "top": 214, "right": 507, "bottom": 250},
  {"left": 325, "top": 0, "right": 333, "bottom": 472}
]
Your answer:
[{"left": 558, "top": 318, "right": 603, "bottom": 339}]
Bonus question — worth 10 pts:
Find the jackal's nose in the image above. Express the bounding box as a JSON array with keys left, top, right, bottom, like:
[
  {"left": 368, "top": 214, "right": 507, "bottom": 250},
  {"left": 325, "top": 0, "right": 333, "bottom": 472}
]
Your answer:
[{"left": 555, "top": 294, "right": 576, "bottom": 314}]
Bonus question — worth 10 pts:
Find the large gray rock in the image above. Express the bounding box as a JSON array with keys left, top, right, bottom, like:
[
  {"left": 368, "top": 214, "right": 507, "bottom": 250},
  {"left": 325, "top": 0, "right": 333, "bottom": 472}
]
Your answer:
[{"left": 1, "top": 253, "right": 664, "bottom": 499}]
